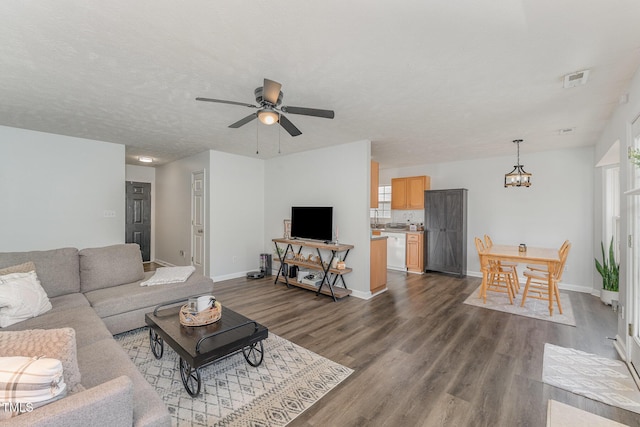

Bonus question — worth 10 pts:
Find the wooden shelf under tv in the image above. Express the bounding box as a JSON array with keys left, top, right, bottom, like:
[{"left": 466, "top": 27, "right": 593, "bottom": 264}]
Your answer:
[{"left": 272, "top": 238, "right": 354, "bottom": 301}]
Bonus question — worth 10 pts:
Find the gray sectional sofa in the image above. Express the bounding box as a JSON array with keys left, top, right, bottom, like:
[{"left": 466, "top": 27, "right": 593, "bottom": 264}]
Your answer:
[{"left": 0, "top": 243, "right": 215, "bottom": 427}]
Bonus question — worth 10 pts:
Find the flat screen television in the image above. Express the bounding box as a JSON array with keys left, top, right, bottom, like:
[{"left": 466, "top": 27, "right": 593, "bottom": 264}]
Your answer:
[{"left": 290, "top": 206, "right": 333, "bottom": 242}]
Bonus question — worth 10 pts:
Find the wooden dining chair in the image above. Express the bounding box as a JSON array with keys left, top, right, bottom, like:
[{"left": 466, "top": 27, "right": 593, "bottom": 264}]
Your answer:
[
  {"left": 520, "top": 241, "right": 571, "bottom": 315},
  {"left": 525, "top": 240, "right": 570, "bottom": 273},
  {"left": 475, "top": 237, "right": 517, "bottom": 304},
  {"left": 484, "top": 234, "right": 520, "bottom": 291}
]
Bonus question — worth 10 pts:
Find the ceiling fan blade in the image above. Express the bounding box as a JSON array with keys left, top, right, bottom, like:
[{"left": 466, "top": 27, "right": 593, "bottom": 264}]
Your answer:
[
  {"left": 229, "top": 113, "right": 257, "bottom": 128},
  {"left": 281, "top": 106, "right": 334, "bottom": 119},
  {"left": 279, "top": 114, "right": 302, "bottom": 137},
  {"left": 196, "top": 97, "right": 257, "bottom": 108},
  {"left": 262, "top": 79, "right": 282, "bottom": 105}
]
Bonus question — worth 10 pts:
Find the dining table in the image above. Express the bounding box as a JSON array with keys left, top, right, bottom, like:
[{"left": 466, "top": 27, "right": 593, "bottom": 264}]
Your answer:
[{"left": 479, "top": 244, "right": 562, "bottom": 316}]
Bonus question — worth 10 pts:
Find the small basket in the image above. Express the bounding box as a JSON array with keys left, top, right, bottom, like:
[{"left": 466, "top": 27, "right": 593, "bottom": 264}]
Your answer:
[{"left": 179, "top": 301, "right": 222, "bottom": 326}]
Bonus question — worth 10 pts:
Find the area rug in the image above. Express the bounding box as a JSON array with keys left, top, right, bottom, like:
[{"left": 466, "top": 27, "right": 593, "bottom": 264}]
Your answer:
[
  {"left": 547, "top": 400, "right": 629, "bottom": 427},
  {"left": 543, "top": 343, "right": 640, "bottom": 415},
  {"left": 463, "top": 285, "right": 576, "bottom": 326},
  {"left": 114, "top": 328, "right": 353, "bottom": 426}
]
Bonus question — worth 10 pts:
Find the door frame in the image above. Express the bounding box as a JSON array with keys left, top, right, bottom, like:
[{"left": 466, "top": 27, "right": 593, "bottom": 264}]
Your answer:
[
  {"left": 125, "top": 181, "right": 152, "bottom": 262},
  {"left": 627, "top": 115, "right": 640, "bottom": 383},
  {"left": 191, "top": 170, "right": 207, "bottom": 277}
]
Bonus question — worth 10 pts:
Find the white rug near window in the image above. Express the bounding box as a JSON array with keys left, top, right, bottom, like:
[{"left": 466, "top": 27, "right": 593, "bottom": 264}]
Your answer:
[
  {"left": 547, "top": 400, "right": 629, "bottom": 427},
  {"left": 543, "top": 344, "right": 640, "bottom": 415},
  {"left": 463, "top": 285, "right": 576, "bottom": 326},
  {"left": 115, "top": 328, "right": 353, "bottom": 426}
]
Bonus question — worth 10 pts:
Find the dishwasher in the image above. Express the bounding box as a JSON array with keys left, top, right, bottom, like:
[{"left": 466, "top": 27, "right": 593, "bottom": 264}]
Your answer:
[{"left": 381, "top": 232, "right": 406, "bottom": 271}]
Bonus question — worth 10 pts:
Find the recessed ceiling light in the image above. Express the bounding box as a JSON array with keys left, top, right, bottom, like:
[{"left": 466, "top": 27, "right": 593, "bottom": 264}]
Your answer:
[
  {"left": 563, "top": 70, "right": 590, "bottom": 88},
  {"left": 139, "top": 156, "right": 153, "bottom": 163}
]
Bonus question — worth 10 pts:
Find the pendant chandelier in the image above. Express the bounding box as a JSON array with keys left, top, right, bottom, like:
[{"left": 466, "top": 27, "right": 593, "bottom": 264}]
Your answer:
[{"left": 504, "top": 139, "right": 532, "bottom": 187}]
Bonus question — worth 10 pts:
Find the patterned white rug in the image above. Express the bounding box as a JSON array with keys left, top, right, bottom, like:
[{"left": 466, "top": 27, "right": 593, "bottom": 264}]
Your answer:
[
  {"left": 115, "top": 327, "right": 353, "bottom": 426},
  {"left": 543, "top": 344, "right": 640, "bottom": 415},
  {"left": 463, "top": 285, "right": 576, "bottom": 326}
]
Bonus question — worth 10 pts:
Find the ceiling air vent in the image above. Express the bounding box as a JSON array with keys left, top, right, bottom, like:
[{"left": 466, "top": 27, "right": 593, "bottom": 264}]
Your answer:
[
  {"left": 563, "top": 70, "right": 590, "bottom": 88},
  {"left": 558, "top": 127, "right": 575, "bottom": 135}
]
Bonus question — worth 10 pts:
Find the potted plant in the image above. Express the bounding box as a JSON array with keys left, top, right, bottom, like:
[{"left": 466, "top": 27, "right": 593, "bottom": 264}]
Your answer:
[{"left": 595, "top": 237, "right": 619, "bottom": 305}]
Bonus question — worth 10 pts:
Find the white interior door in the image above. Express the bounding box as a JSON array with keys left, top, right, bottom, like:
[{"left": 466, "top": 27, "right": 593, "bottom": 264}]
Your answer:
[
  {"left": 629, "top": 117, "right": 640, "bottom": 379},
  {"left": 192, "top": 171, "right": 205, "bottom": 276}
]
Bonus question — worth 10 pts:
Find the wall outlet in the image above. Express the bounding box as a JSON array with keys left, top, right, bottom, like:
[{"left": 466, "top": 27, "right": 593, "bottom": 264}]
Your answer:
[
  {"left": 179, "top": 250, "right": 184, "bottom": 257},
  {"left": 232, "top": 256, "right": 237, "bottom": 264},
  {"left": 103, "top": 210, "right": 116, "bottom": 218}
]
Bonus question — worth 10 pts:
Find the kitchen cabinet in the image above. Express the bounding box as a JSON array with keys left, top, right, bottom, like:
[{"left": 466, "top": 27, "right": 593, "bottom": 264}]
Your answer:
[
  {"left": 370, "top": 237, "right": 387, "bottom": 293},
  {"left": 406, "top": 232, "right": 424, "bottom": 273},
  {"left": 371, "top": 161, "right": 379, "bottom": 208},
  {"left": 391, "top": 175, "right": 430, "bottom": 210},
  {"left": 424, "top": 189, "right": 467, "bottom": 277}
]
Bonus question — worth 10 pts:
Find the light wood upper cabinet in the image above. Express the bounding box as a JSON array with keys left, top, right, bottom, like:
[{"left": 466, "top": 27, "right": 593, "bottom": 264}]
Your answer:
[
  {"left": 371, "top": 161, "right": 379, "bottom": 208},
  {"left": 391, "top": 175, "right": 430, "bottom": 210}
]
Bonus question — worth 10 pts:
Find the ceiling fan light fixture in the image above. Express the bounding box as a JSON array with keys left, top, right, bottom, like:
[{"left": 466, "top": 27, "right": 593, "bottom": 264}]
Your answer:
[{"left": 258, "top": 110, "right": 279, "bottom": 125}]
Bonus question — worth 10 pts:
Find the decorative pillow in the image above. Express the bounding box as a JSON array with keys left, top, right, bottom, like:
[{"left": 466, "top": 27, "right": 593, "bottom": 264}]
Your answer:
[
  {"left": 0, "top": 356, "right": 66, "bottom": 419},
  {"left": 0, "top": 271, "right": 52, "bottom": 328},
  {"left": 0, "top": 328, "right": 82, "bottom": 394},
  {"left": 0, "top": 261, "right": 36, "bottom": 276},
  {"left": 140, "top": 266, "right": 196, "bottom": 286}
]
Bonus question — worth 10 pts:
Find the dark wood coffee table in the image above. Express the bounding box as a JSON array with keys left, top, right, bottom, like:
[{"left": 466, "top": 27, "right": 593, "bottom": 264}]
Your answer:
[{"left": 145, "top": 298, "right": 269, "bottom": 397}]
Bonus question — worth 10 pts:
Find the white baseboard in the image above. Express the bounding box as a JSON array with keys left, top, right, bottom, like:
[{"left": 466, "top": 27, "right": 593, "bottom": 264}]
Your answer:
[
  {"left": 350, "top": 289, "right": 374, "bottom": 300},
  {"left": 613, "top": 334, "right": 628, "bottom": 362},
  {"left": 466, "top": 270, "right": 593, "bottom": 294},
  {"left": 213, "top": 271, "right": 252, "bottom": 282},
  {"left": 153, "top": 259, "right": 174, "bottom": 267}
]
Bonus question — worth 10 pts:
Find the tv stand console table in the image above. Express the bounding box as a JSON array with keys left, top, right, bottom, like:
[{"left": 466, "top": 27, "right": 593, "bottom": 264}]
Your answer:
[{"left": 272, "top": 238, "right": 353, "bottom": 301}]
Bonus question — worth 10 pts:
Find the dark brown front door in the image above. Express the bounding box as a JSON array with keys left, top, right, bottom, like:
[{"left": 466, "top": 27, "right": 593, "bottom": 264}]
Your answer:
[{"left": 125, "top": 181, "right": 151, "bottom": 262}]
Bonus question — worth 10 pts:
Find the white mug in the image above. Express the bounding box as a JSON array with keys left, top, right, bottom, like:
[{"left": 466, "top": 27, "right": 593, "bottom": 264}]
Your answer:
[{"left": 197, "top": 295, "right": 215, "bottom": 312}]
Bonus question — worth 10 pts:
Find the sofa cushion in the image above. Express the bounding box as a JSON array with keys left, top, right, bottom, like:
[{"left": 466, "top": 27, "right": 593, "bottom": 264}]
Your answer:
[
  {"left": 79, "top": 244, "right": 144, "bottom": 293},
  {"left": 47, "top": 293, "right": 90, "bottom": 314},
  {"left": 0, "top": 305, "right": 112, "bottom": 349},
  {"left": 0, "top": 248, "right": 80, "bottom": 298},
  {"left": 84, "top": 271, "right": 214, "bottom": 319},
  {"left": 0, "top": 271, "right": 52, "bottom": 328},
  {"left": 78, "top": 338, "right": 171, "bottom": 427},
  {"left": 0, "top": 328, "right": 81, "bottom": 394}
]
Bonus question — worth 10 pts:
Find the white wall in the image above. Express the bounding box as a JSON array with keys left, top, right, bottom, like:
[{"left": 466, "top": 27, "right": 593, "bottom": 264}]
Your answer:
[
  {"left": 594, "top": 62, "right": 640, "bottom": 354},
  {"left": 210, "top": 151, "right": 265, "bottom": 281},
  {"left": 381, "top": 146, "right": 594, "bottom": 292},
  {"left": 0, "top": 126, "right": 125, "bottom": 251},
  {"left": 264, "top": 140, "right": 372, "bottom": 298},
  {"left": 125, "top": 165, "right": 156, "bottom": 262},
  {"left": 155, "top": 151, "right": 210, "bottom": 271}
]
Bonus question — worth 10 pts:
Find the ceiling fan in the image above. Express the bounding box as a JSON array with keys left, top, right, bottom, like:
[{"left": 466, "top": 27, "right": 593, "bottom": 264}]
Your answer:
[{"left": 196, "top": 78, "right": 334, "bottom": 137}]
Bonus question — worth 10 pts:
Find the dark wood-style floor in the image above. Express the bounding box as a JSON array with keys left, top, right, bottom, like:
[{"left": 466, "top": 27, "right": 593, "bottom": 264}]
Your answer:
[{"left": 208, "top": 270, "right": 638, "bottom": 427}]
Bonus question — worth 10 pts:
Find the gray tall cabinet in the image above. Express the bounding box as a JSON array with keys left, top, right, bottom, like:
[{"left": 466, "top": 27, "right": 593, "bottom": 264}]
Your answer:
[{"left": 424, "top": 189, "right": 468, "bottom": 277}]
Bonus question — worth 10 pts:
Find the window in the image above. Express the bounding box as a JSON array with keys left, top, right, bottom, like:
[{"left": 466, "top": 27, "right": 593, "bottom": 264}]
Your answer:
[{"left": 370, "top": 185, "right": 391, "bottom": 220}]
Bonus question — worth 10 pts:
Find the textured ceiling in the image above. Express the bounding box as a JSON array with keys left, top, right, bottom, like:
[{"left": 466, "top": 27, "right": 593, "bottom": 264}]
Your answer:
[{"left": 1, "top": 1, "right": 639, "bottom": 168}]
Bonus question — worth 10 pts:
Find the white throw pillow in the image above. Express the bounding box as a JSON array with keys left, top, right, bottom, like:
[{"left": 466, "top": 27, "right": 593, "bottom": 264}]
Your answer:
[
  {"left": 0, "top": 271, "right": 52, "bottom": 328},
  {"left": 0, "top": 356, "right": 66, "bottom": 419},
  {"left": 140, "top": 266, "right": 195, "bottom": 286}
]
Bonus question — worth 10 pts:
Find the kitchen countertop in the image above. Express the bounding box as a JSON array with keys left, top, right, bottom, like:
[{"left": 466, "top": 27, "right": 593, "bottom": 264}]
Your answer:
[
  {"left": 371, "top": 235, "right": 388, "bottom": 241},
  {"left": 371, "top": 228, "right": 424, "bottom": 234}
]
